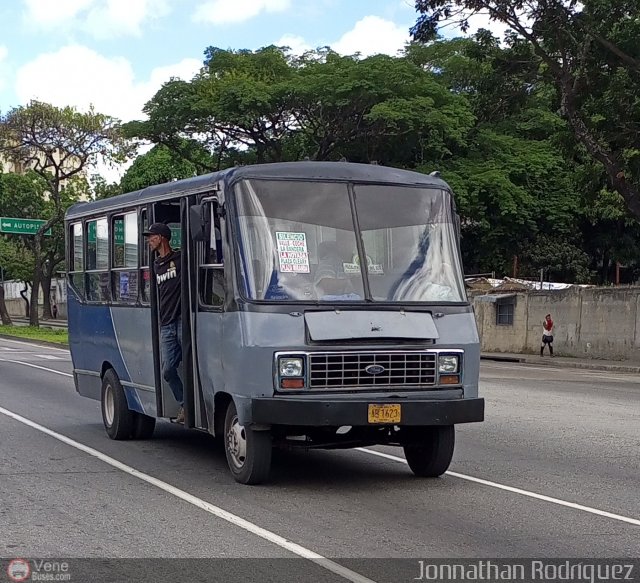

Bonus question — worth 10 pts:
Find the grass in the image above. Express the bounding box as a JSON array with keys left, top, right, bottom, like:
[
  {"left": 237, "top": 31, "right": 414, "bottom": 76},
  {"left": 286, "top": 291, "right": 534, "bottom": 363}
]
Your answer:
[{"left": 0, "top": 325, "right": 68, "bottom": 345}]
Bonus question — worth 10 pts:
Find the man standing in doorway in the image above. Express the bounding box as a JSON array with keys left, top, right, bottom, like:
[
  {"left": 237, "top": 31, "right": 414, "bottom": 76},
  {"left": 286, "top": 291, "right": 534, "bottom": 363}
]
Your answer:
[
  {"left": 541, "top": 313, "right": 554, "bottom": 357},
  {"left": 144, "top": 223, "right": 184, "bottom": 423}
]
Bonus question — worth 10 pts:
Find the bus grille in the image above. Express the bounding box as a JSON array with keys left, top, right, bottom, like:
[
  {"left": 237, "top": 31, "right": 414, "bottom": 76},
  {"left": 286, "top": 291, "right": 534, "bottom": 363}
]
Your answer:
[{"left": 308, "top": 351, "right": 437, "bottom": 390}]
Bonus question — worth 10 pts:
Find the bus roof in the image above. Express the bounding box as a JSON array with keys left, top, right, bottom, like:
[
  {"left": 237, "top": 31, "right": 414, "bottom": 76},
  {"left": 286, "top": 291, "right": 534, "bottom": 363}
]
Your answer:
[{"left": 65, "top": 161, "right": 450, "bottom": 220}]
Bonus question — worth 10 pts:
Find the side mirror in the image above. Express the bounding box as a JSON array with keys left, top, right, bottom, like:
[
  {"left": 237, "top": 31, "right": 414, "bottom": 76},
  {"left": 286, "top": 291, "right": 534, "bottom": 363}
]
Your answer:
[{"left": 189, "top": 204, "right": 207, "bottom": 241}]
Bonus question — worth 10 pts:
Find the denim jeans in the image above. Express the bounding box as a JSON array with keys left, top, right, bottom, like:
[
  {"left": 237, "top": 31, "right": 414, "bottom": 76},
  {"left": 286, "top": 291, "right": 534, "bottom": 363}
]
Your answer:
[{"left": 160, "top": 319, "right": 183, "bottom": 406}]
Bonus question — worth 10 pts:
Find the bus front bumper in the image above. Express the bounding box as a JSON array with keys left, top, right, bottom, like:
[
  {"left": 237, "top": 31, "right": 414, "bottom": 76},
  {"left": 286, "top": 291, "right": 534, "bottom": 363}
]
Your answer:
[{"left": 247, "top": 396, "right": 484, "bottom": 427}]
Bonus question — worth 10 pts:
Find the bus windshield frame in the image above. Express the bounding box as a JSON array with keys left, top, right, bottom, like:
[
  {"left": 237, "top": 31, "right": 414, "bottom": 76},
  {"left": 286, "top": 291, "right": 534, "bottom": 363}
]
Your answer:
[{"left": 232, "top": 178, "right": 468, "bottom": 305}]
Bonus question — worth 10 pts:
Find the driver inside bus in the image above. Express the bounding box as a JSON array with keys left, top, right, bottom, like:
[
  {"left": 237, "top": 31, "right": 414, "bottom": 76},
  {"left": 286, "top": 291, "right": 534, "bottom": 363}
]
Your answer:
[
  {"left": 313, "top": 240, "right": 360, "bottom": 300},
  {"left": 144, "top": 222, "right": 184, "bottom": 424}
]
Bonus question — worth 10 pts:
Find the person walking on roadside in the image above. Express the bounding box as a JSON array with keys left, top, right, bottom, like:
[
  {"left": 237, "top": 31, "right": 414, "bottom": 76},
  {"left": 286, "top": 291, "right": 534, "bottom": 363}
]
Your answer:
[
  {"left": 144, "top": 222, "right": 184, "bottom": 424},
  {"left": 541, "top": 313, "right": 554, "bottom": 357}
]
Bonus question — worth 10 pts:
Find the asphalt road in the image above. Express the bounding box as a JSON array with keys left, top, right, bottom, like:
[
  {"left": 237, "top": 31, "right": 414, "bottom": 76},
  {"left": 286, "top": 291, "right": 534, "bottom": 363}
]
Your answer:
[{"left": 0, "top": 337, "right": 638, "bottom": 582}]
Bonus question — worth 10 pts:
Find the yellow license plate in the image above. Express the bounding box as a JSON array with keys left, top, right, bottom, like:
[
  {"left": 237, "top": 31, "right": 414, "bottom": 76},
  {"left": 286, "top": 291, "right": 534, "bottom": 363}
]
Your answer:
[{"left": 368, "top": 404, "right": 401, "bottom": 424}]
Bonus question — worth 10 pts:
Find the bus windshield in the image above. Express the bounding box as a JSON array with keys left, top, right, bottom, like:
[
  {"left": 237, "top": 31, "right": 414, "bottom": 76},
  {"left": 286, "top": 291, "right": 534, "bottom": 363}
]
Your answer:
[{"left": 234, "top": 179, "right": 466, "bottom": 303}]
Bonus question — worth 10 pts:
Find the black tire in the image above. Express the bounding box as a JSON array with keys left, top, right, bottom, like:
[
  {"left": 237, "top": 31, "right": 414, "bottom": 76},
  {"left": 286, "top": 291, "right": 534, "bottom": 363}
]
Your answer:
[
  {"left": 403, "top": 425, "right": 455, "bottom": 477},
  {"left": 131, "top": 413, "right": 156, "bottom": 440},
  {"left": 224, "top": 400, "right": 272, "bottom": 485},
  {"left": 101, "top": 369, "right": 134, "bottom": 440}
]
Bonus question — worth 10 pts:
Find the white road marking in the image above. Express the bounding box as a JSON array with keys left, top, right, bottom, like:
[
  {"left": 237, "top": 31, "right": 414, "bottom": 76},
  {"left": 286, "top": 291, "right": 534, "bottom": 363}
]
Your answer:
[
  {"left": 0, "top": 359, "right": 73, "bottom": 377},
  {"left": 357, "top": 448, "right": 640, "bottom": 527},
  {"left": 0, "top": 337, "right": 69, "bottom": 352},
  {"left": 38, "top": 354, "right": 63, "bottom": 360},
  {"left": 0, "top": 404, "right": 375, "bottom": 583}
]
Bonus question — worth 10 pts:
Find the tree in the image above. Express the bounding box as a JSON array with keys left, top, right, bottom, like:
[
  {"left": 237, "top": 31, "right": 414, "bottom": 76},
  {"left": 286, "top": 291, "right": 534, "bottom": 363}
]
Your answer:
[
  {"left": 287, "top": 51, "right": 474, "bottom": 165},
  {"left": 90, "top": 175, "right": 123, "bottom": 200},
  {"left": 0, "top": 238, "right": 35, "bottom": 325},
  {"left": 0, "top": 101, "right": 133, "bottom": 325},
  {"left": 131, "top": 47, "right": 475, "bottom": 169},
  {"left": 407, "top": 35, "right": 584, "bottom": 279},
  {"left": 120, "top": 144, "right": 200, "bottom": 193},
  {"left": 0, "top": 171, "right": 45, "bottom": 323},
  {"left": 412, "top": 0, "right": 640, "bottom": 220}
]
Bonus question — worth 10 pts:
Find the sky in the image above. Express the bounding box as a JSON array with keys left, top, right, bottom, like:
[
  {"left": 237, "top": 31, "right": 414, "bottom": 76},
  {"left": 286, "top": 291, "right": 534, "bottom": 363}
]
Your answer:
[{"left": 0, "top": 0, "right": 422, "bottom": 122}]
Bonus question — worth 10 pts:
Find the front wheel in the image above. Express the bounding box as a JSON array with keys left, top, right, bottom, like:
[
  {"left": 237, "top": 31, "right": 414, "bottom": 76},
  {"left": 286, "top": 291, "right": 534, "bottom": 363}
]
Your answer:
[
  {"left": 224, "top": 401, "right": 272, "bottom": 485},
  {"left": 101, "top": 369, "right": 134, "bottom": 440},
  {"left": 403, "top": 425, "right": 455, "bottom": 477}
]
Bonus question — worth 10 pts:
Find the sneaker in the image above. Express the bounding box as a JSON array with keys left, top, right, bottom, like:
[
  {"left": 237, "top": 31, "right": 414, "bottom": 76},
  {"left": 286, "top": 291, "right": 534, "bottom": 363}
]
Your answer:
[{"left": 172, "top": 407, "right": 185, "bottom": 424}]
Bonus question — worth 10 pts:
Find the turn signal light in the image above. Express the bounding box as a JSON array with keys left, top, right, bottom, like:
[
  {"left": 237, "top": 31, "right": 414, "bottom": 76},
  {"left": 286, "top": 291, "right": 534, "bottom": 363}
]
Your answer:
[
  {"left": 440, "top": 374, "right": 460, "bottom": 385},
  {"left": 281, "top": 378, "right": 305, "bottom": 389}
]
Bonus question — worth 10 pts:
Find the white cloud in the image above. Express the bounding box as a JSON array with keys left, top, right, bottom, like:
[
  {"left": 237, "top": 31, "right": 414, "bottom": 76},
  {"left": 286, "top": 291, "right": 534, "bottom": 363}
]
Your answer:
[
  {"left": 274, "top": 34, "right": 312, "bottom": 55},
  {"left": 274, "top": 16, "right": 410, "bottom": 58},
  {"left": 331, "top": 16, "right": 409, "bottom": 57},
  {"left": 15, "top": 45, "right": 201, "bottom": 122},
  {"left": 22, "top": 0, "right": 170, "bottom": 38},
  {"left": 84, "top": 0, "right": 170, "bottom": 38},
  {"left": 193, "top": 0, "right": 291, "bottom": 25},
  {"left": 23, "top": 0, "right": 94, "bottom": 27}
]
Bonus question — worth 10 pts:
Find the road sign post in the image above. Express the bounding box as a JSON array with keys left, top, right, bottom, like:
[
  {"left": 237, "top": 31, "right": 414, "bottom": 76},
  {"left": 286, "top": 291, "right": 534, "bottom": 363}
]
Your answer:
[{"left": 0, "top": 217, "right": 52, "bottom": 236}]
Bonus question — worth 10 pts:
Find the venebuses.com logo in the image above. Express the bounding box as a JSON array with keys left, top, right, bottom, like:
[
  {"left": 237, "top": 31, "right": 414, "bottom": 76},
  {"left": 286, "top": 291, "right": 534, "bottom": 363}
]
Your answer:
[{"left": 5, "top": 559, "right": 71, "bottom": 582}]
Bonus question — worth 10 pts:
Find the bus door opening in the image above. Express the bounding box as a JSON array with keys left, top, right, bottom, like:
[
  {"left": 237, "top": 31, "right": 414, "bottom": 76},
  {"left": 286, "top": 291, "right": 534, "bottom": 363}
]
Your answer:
[{"left": 149, "top": 201, "right": 186, "bottom": 421}]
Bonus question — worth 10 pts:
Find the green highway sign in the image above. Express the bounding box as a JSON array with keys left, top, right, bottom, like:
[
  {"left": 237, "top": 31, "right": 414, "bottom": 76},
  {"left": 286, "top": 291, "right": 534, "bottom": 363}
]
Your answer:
[{"left": 0, "top": 217, "right": 52, "bottom": 236}]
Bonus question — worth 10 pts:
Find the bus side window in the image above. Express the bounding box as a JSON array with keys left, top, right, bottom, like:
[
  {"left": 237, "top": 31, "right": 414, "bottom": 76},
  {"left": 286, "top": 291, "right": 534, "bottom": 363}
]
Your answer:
[
  {"left": 199, "top": 202, "right": 224, "bottom": 308},
  {"left": 69, "top": 222, "right": 85, "bottom": 299},
  {"left": 86, "top": 218, "right": 110, "bottom": 302},
  {"left": 200, "top": 269, "right": 225, "bottom": 307},
  {"left": 111, "top": 212, "right": 138, "bottom": 304}
]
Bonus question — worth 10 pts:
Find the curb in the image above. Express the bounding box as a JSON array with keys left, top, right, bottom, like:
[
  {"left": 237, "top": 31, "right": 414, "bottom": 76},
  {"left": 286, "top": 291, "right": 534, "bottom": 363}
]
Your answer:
[
  {"left": 480, "top": 354, "right": 525, "bottom": 363},
  {"left": 481, "top": 354, "right": 640, "bottom": 374}
]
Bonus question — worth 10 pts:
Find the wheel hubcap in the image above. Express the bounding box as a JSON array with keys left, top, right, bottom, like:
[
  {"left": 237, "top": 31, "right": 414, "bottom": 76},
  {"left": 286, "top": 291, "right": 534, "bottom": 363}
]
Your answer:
[
  {"left": 226, "top": 414, "right": 247, "bottom": 470},
  {"left": 104, "top": 384, "right": 115, "bottom": 427}
]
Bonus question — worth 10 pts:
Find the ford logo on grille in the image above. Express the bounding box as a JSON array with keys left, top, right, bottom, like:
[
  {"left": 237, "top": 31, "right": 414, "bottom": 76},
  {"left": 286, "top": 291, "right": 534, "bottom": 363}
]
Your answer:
[{"left": 365, "top": 364, "right": 386, "bottom": 375}]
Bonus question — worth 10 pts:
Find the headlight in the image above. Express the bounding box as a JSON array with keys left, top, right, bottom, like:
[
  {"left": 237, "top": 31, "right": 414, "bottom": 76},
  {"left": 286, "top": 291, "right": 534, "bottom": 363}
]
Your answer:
[
  {"left": 279, "top": 357, "right": 304, "bottom": 377},
  {"left": 438, "top": 355, "right": 459, "bottom": 374}
]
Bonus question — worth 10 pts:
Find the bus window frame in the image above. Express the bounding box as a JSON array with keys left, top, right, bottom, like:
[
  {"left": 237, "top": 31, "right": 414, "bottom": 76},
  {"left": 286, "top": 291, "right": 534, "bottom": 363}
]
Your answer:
[
  {"left": 68, "top": 221, "right": 85, "bottom": 300},
  {"left": 84, "top": 216, "right": 111, "bottom": 304},
  {"left": 197, "top": 199, "right": 226, "bottom": 312},
  {"left": 139, "top": 208, "right": 151, "bottom": 305},
  {"left": 110, "top": 211, "right": 140, "bottom": 306}
]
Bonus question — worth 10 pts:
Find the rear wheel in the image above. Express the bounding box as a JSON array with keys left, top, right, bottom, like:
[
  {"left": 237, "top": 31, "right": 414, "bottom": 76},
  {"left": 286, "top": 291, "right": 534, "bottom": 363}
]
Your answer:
[
  {"left": 131, "top": 413, "right": 156, "bottom": 439},
  {"left": 224, "top": 400, "right": 272, "bottom": 485},
  {"left": 403, "top": 425, "right": 455, "bottom": 477},
  {"left": 101, "top": 369, "right": 134, "bottom": 440}
]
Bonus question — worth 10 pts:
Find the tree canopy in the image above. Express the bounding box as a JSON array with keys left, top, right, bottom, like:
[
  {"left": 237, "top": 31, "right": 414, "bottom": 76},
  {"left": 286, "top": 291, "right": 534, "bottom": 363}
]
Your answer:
[{"left": 412, "top": 0, "right": 640, "bottom": 221}]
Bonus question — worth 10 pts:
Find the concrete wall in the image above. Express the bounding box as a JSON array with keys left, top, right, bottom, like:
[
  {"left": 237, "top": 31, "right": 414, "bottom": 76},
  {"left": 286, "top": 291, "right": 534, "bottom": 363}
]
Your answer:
[
  {"left": 1, "top": 278, "right": 68, "bottom": 320},
  {"left": 3, "top": 298, "right": 68, "bottom": 319},
  {"left": 471, "top": 286, "right": 640, "bottom": 360}
]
